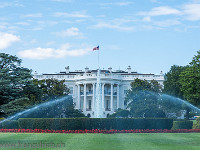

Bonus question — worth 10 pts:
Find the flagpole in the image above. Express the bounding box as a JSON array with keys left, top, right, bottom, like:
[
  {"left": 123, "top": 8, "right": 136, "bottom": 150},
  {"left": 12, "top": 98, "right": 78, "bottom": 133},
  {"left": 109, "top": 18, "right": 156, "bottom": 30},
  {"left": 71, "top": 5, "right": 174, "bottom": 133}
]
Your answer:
[{"left": 98, "top": 48, "right": 99, "bottom": 69}]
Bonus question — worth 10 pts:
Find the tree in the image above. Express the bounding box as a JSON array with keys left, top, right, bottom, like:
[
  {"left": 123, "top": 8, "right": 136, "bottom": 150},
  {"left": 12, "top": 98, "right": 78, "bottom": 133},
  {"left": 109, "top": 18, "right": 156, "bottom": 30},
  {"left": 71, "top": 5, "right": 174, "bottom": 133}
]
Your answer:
[
  {"left": 109, "top": 108, "right": 130, "bottom": 118},
  {"left": 22, "top": 97, "right": 85, "bottom": 118},
  {"left": 125, "top": 78, "right": 165, "bottom": 118},
  {"left": 0, "top": 97, "right": 31, "bottom": 117},
  {"left": 33, "top": 79, "right": 70, "bottom": 101},
  {"left": 0, "top": 53, "right": 32, "bottom": 105},
  {"left": 163, "top": 65, "right": 186, "bottom": 99},
  {"left": 179, "top": 51, "right": 200, "bottom": 106}
]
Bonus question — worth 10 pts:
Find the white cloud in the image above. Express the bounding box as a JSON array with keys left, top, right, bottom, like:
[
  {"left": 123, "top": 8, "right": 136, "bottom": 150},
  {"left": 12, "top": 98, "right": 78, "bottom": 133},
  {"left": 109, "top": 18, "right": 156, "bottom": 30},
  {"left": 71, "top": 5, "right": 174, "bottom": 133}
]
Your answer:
[
  {"left": 54, "top": 27, "right": 84, "bottom": 38},
  {"left": 46, "top": 41, "right": 56, "bottom": 46},
  {"left": 0, "top": 2, "right": 23, "bottom": 8},
  {"left": 15, "top": 22, "right": 30, "bottom": 26},
  {"left": 182, "top": 4, "right": 200, "bottom": 21},
  {"left": 92, "top": 22, "right": 135, "bottom": 31},
  {"left": 143, "top": 16, "right": 151, "bottom": 22},
  {"left": 21, "top": 13, "right": 43, "bottom": 18},
  {"left": 91, "top": 18, "right": 135, "bottom": 31},
  {"left": 18, "top": 44, "right": 91, "bottom": 59},
  {"left": 53, "top": 11, "right": 90, "bottom": 18},
  {"left": 138, "top": 6, "right": 181, "bottom": 16},
  {"left": 150, "top": 0, "right": 161, "bottom": 3},
  {"left": 100, "top": 2, "right": 133, "bottom": 6},
  {"left": 51, "top": 0, "right": 73, "bottom": 2},
  {"left": 153, "top": 19, "right": 181, "bottom": 27},
  {"left": 0, "top": 32, "right": 20, "bottom": 50}
]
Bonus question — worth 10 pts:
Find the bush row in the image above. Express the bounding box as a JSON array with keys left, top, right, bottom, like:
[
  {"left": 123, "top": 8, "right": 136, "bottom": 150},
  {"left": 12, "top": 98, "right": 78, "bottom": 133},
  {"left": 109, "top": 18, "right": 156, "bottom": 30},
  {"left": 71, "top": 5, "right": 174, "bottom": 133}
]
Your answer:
[
  {"left": 193, "top": 117, "right": 200, "bottom": 129},
  {"left": 2, "top": 118, "right": 195, "bottom": 130},
  {"left": 17, "top": 118, "right": 173, "bottom": 130},
  {"left": 172, "top": 121, "right": 193, "bottom": 129}
]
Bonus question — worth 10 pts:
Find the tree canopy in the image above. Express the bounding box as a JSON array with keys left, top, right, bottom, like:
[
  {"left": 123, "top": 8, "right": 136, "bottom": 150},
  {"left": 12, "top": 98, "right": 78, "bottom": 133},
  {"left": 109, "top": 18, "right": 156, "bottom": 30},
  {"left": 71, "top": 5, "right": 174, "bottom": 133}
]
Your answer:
[
  {"left": 179, "top": 51, "right": 200, "bottom": 106},
  {"left": 125, "top": 78, "right": 165, "bottom": 118},
  {"left": 0, "top": 53, "right": 83, "bottom": 118},
  {"left": 163, "top": 65, "right": 186, "bottom": 99},
  {"left": 0, "top": 53, "right": 32, "bottom": 105}
]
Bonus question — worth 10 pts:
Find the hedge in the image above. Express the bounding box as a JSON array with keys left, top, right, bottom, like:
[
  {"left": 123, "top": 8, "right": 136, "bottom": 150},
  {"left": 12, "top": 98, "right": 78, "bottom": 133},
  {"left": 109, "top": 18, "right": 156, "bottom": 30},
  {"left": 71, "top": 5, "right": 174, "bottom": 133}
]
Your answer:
[
  {"left": 1, "top": 120, "right": 19, "bottom": 129},
  {"left": 18, "top": 118, "right": 173, "bottom": 130},
  {"left": 0, "top": 118, "right": 4, "bottom": 128},
  {"left": 172, "top": 120, "right": 193, "bottom": 129},
  {"left": 193, "top": 117, "right": 200, "bottom": 129}
]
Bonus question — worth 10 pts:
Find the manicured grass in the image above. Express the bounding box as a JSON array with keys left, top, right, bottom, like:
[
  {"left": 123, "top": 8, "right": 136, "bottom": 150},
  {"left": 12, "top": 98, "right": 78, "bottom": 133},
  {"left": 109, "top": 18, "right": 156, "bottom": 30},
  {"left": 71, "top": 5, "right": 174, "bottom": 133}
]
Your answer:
[{"left": 0, "top": 133, "right": 200, "bottom": 150}]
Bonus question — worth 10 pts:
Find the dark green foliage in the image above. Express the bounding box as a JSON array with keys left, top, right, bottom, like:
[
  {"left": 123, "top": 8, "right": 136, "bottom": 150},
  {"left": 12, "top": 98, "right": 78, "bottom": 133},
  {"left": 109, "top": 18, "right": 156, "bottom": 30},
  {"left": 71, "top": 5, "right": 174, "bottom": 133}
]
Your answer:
[
  {"left": 33, "top": 79, "right": 70, "bottom": 101},
  {"left": 109, "top": 109, "right": 131, "bottom": 118},
  {"left": 179, "top": 50, "right": 200, "bottom": 106},
  {"left": 172, "top": 121, "right": 193, "bottom": 129},
  {"left": 0, "top": 98, "right": 31, "bottom": 116},
  {"left": 125, "top": 79, "right": 165, "bottom": 118},
  {"left": 0, "top": 53, "right": 42, "bottom": 117},
  {"left": 193, "top": 117, "right": 200, "bottom": 129},
  {"left": 18, "top": 118, "right": 173, "bottom": 130},
  {"left": 163, "top": 65, "right": 186, "bottom": 99},
  {"left": 0, "top": 53, "right": 32, "bottom": 105},
  {"left": 1, "top": 120, "right": 19, "bottom": 129},
  {"left": 19, "top": 97, "right": 85, "bottom": 118}
]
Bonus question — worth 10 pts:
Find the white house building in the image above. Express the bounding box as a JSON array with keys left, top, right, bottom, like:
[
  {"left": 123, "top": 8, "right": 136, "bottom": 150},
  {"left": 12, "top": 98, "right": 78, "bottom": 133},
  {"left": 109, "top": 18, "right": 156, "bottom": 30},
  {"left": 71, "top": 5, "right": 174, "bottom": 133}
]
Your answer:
[{"left": 33, "top": 66, "right": 164, "bottom": 118}]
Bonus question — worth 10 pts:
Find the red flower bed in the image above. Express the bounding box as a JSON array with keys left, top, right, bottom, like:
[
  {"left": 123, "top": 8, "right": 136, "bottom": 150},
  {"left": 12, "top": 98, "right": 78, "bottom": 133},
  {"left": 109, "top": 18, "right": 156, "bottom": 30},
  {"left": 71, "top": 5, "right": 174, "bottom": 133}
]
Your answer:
[{"left": 0, "top": 129, "right": 200, "bottom": 134}]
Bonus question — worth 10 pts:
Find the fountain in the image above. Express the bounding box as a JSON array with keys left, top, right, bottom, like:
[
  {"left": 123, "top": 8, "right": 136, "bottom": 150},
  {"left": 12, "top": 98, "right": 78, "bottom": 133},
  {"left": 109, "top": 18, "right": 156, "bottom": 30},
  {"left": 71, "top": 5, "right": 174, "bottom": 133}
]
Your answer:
[
  {"left": 0, "top": 95, "right": 72, "bottom": 124},
  {"left": 94, "top": 68, "right": 104, "bottom": 118}
]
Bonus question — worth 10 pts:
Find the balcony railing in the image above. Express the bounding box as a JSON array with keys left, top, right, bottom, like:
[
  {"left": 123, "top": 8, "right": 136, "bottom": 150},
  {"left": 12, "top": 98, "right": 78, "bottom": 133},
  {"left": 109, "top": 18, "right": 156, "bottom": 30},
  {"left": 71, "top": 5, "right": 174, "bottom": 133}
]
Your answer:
[
  {"left": 86, "top": 108, "right": 92, "bottom": 111},
  {"left": 87, "top": 90, "right": 93, "bottom": 95},
  {"left": 105, "top": 108, "right": 111, "bottom": 111}
]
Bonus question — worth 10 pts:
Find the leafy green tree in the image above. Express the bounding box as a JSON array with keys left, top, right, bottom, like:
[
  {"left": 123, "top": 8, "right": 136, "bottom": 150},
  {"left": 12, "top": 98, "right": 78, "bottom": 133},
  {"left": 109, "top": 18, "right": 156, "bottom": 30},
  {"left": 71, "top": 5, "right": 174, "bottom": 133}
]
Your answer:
[
  {"left": 180, "top": 51, "right": 200, "bottom": 106},
  {"left": 125, "top": 78, "right": 165, "bottom": 118},
  {"left": 109, "top": 108, "right": 130, "bottom": 118},
  {"left": 163, "top": 65, "right": 186, "bottom": 99},
  {"left": 0, "top": 53, "right": 32, "bottom": 105},
  {"left": 33, "top": 79, "right": 70, "bottom": 101},
  {"left": 23, "top": 97, "right": 85, "bottom": 118},
  {"left": 0, "top": 98, "right": 31, "bottom": 117}
]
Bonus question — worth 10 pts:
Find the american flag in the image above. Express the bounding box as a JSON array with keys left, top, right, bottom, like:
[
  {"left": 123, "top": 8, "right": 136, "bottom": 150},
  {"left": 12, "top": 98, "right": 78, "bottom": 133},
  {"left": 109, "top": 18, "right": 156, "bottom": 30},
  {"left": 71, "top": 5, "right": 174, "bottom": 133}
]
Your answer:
[{"left": 93, "top": 45, "right": 99, "bottom": 51}]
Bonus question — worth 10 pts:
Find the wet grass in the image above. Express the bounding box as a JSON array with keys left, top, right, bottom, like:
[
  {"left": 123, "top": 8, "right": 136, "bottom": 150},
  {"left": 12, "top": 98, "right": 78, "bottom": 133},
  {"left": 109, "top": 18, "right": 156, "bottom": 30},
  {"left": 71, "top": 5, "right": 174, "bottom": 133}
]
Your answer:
[{"left": 0, "top": 133, "right": 200, "bottom": 150}]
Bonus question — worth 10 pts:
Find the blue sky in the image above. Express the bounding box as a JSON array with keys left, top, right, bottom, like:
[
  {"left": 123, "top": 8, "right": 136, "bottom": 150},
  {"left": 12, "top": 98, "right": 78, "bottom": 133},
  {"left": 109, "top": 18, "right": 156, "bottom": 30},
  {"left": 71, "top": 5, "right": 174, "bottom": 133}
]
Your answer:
[{"left": 0, "top": 0, "right": 200, "bottom": 74}]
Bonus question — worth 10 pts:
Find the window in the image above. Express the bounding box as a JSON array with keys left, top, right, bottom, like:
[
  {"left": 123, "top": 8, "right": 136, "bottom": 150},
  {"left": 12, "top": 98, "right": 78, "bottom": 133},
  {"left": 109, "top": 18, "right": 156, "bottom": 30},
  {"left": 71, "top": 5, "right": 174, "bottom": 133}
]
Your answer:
[
  {"left": 124, "top": 90, "right": 128, "bottom": 94},
  {"left": 89, "top": 100, "right": 92, "bottom": 109},
  {"left": 69, "top": 87, "right": 73, "bottom": 94}
]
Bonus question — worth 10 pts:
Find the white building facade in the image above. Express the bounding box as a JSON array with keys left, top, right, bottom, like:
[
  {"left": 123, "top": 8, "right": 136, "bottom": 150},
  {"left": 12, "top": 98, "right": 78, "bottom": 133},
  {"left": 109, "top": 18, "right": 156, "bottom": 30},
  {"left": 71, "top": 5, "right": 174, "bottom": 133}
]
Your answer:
[{"left": 34, "top": 66, "right": 164, "bottom": 118}]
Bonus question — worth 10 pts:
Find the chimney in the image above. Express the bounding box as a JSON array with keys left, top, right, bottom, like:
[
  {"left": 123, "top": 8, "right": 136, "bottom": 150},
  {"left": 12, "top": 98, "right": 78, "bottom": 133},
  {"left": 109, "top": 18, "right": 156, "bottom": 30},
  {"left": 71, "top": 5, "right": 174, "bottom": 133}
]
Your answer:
[
  {"left": 85, "top": 67, "right": 89, "bottom": 73},
  {"left": 127, "top": 66, "right": 131, "bottom": 74},
  {"left": 160, "top": 71, "right": 163, "bottom": 75},
  {"left": 34, "top": 71, "right": 38, "bottom": 75},
  {"left": 65, "top": 66, "right": 69, "bottom": 73},
  {"left": 108, "top": 67, "right": 112, "bottom": 73}
]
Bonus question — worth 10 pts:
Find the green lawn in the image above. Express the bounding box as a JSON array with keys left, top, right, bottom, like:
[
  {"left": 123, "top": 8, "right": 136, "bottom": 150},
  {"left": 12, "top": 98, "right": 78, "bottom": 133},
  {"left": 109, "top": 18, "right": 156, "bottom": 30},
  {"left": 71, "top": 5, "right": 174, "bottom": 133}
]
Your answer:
[{"left": 0, "top": 133, "right": 200, "bottom": 150}]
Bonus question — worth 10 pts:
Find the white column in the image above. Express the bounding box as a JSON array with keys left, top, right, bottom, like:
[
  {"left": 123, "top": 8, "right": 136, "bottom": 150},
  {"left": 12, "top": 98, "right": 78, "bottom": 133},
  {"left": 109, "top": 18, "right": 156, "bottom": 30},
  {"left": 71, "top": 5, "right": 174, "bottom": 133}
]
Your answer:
[
  {"left": 84, "top": 83, "right": 87, "bottom": 111},
  {"left": 102, "top": 83, "right": 105, "bottom": 110},
  {"left": 92, "top": 83, "right": 95, "bottom": 111},
  {"left": 117, "top": 84, "right": 120, "bottom": 109},
  {"left": 77, "top": 84, "right": 80, "bottom": 109},
  {"left": 111, "top": 83, "right": 113, "bottom": 111}
]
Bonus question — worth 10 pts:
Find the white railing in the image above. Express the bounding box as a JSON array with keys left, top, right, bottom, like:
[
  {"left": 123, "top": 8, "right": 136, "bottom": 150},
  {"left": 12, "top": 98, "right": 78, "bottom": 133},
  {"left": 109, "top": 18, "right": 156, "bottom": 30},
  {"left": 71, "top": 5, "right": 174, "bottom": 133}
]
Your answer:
[{"left": 33, "top": 73, "right": 164, "bottom": 81}]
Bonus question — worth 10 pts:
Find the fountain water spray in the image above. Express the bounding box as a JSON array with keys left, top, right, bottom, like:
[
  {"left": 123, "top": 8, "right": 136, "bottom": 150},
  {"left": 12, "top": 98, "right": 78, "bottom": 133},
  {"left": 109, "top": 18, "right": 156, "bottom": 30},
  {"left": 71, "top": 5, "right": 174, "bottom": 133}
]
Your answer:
[
  {"left": 94, "top": 68, "right": 104, "bottom": 118},
  {"left": 0, "top": 95, "right": 71, "bottom": 124},
  {"left": 161, "top": 94, "right": 200, "bottom": 113}
]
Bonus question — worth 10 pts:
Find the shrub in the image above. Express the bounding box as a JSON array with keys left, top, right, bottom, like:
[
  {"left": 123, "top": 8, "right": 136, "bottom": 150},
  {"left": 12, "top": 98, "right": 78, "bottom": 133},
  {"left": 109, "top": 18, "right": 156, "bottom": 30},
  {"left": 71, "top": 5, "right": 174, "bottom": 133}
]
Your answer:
[
  {"left": 1, "top": 120, "right": 19, "bottom": 129},
  {"left": 172, "top": 120, "right": 193, "bottom": 129},
  {"left": 18, "top": 118, "right": 173, "bottom": 130},
  {"left": 193, "top": 117, "right": 200, "bottom": 129},
  {"left": 0, "top": 118, "right": 4, "bottom": 128}
]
